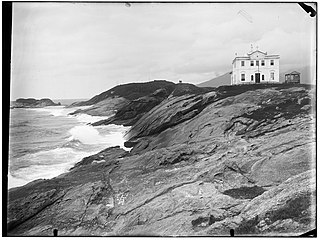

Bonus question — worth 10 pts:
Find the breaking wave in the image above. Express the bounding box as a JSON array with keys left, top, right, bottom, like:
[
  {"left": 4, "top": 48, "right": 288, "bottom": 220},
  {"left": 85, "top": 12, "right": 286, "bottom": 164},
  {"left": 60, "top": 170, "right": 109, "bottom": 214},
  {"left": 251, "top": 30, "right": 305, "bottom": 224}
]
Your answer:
[{"left": 8, "top": 105, "right": 131, "bottom": 189}]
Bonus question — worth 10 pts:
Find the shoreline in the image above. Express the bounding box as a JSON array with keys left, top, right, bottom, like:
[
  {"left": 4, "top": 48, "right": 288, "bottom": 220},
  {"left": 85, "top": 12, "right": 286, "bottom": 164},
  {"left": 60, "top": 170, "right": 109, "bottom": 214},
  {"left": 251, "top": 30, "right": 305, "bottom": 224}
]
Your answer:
[
  {"left": 7, "top": 84, "right": 316, "bottom": 236},
  {"left": 8, "top": 106, "right": 131, "bottom": 189}
]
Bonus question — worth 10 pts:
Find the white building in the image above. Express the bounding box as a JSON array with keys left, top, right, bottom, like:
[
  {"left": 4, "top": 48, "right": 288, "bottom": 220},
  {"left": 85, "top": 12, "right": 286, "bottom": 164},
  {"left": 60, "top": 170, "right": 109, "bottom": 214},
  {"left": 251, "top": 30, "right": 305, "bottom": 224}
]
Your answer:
[{"left": 231, "top": 48, "right": 280, "bottom": 85}]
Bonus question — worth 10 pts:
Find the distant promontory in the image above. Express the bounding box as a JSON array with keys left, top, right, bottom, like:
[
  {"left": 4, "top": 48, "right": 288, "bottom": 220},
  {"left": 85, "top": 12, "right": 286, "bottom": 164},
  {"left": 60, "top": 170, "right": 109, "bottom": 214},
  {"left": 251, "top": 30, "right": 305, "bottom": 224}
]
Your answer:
[{"left": 10, "top": 98, "right": 61, "bottom": 109}]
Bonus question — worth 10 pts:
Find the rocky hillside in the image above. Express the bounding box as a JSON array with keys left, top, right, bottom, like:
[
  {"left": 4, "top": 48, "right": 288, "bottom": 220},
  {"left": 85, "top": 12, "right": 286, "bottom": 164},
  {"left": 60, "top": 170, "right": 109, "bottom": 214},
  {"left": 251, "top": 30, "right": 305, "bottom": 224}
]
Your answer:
[
  {"left": 10, "top": 98, "right": 61, "bottom": 109},
  {"left": 71, "top": 81, "right": 211, "bottom": 126},
  {"left": 67, "top": 80, "right": 177, "bottom": 119},
  {"left": 7, "top": 84, "right": 315, "bottom": 236},
  {"left": 69, "top": 80, "right": 176, "bottom": 107}
]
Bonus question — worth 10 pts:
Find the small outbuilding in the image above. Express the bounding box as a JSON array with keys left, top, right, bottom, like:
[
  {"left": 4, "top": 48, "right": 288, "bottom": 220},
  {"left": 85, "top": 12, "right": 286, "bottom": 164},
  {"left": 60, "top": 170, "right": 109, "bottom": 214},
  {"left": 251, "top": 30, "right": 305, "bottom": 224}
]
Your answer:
[{"left": 285, "top": 71, "right": 300, "bottom": 84}]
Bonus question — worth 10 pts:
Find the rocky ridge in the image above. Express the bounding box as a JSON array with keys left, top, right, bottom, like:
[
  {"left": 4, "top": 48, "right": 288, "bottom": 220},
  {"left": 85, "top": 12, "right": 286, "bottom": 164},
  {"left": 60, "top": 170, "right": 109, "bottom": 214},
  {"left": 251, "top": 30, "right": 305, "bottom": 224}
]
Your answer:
[
  {"left": 7, "top": 83, "right": 315, "bottom": 236},
  {"left": 68, "top": 80, "right": 177, "bottom": 107},
  {"left": 70, "top": 81, "right": 212, "bottom": 126}
]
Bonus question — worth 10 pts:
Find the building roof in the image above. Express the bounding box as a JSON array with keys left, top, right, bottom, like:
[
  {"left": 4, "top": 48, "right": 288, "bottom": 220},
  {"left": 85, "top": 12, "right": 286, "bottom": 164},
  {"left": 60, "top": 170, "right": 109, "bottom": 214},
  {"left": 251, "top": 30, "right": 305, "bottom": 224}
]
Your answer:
[
  {"left": 232, "top": 49, "right": 280, "bottom": 63},
  {"left": 285, "top": 71, "right": 300, "bottom": 75},
  {"left": 264, "top": 55, "right": 280, "bottom": 58},
  {"left": 247, "top": 50, "right": 267, "bottom": 56}
]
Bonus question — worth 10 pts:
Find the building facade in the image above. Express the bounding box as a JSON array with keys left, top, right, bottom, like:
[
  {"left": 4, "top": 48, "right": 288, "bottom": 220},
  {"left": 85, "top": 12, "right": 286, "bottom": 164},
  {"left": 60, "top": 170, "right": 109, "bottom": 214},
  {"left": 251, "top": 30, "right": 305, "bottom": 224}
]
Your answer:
[
  {"left": 285, "top": 71, "right": 300, "bottom": 84},
  {"left": 231, "top": 49, "right": 280, "bottom": 85}
]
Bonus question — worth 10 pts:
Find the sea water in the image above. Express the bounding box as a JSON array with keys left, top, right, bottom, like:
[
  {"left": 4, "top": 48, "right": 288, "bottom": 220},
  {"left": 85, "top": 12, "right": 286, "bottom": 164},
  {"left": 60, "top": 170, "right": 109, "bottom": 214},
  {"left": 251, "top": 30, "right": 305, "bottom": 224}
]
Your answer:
[{"left": 8, "top": 101, "right": 130, "bottom": 189}]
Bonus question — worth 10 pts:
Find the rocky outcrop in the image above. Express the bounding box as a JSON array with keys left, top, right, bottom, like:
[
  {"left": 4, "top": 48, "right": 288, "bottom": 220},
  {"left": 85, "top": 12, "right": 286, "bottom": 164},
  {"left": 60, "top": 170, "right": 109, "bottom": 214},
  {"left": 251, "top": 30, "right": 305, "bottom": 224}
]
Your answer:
[
  {"left": 71, "top": 146, "right": 129, "bottom": 170},
  {"left": 7, "top": 188, "right": 66, "bottom": 232},
  {"left": 7, "top": 84, "right": 315, "bottom": 236},
  {"left": 126, "top": 85, "right": 315, "bottom": 154},
  {"left": 66, "top": 81, "right": 212, "bottom": 126},
  {"left": 69, "top": 80, "right": 176, "bottom": 107},
  {"left": 125, "top": 91, "right": 218, "bottom": 141},
  {"left": 10, "top": 98, "right": 61, "bottom": 109},
  {"left": 91, "top": 84, "right": 211, "bottom": 126},
  {"left": 202, "top": 169, "right": 315, "bottom": 236},
  {"left": 91, "top": 89, "right": 170, "bottom": 126},
  {"left": 69, "top": 97, "right": 129, "bottom": 116}
]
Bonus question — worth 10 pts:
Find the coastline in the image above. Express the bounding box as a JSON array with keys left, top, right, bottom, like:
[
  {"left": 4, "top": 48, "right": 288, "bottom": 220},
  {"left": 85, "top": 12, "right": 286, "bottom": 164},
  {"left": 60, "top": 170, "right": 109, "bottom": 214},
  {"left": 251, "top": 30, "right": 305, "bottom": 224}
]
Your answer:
[{"left": 7, "top": 83, "right": 316, "bottom": 236}]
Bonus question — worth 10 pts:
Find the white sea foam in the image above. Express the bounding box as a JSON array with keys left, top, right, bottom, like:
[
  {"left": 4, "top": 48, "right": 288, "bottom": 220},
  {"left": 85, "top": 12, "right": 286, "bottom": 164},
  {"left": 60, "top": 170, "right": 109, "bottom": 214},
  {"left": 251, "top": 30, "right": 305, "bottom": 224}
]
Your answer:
[
  {"left": 8, "top": 147, "right": 94, "bottom": 189},
  {"left": 68, "top": 124, "right": 130, "bottom": 148},
  {"left": 9, "top": 105, "right": 132, "bottom": 189},
  {"left": 68, "top": 125, "right": 106, "bottom": 145},
  {"left": 28, "top": 105, "right": 97, "bottom": 117},
  {"left": 27, "top": 105, "right": 112, "bottom": 124},
  {"left": 9, "top": 123, "right": 131, "bottom": 189},
  {"left": 73, "top": 113, "right": 110, "bottom": 124},
  {"left": 29, "top": 106, "right": 73, "bottom": 116},
  {"left": 8, "top": 173, "right": 29, "bottom": 189}
]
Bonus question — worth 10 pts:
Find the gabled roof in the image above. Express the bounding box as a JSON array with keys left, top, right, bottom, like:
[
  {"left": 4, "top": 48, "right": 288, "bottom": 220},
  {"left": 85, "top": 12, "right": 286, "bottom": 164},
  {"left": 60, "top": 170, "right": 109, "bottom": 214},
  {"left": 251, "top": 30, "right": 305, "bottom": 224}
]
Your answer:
[
  {"left": 232, "top": 49, "right": 280, "bottom": 63},
  {"left": 288, "top": 71, "right": 300, "bottom": 75},
  {"left": 247, "top": 50, "right": 267, "bottom": 56}
]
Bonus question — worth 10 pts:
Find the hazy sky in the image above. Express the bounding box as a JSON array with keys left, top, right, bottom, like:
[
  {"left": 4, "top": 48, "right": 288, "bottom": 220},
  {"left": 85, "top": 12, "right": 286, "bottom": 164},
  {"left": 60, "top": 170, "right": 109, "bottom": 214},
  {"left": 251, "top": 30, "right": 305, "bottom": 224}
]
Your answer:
[{"left": 11, "top": 2, "right": 316, "bottom": 100}]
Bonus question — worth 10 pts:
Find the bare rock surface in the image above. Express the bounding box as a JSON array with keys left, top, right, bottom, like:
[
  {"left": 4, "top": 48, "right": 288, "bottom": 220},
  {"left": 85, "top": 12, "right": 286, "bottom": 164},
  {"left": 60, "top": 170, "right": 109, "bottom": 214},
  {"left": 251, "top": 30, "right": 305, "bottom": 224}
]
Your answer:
[
  {"left": 71, "top": 146, "right": 129, "bottom": 170},
  {"left": 7, "top": 84, "right": 315, "bottom": 236},
  {"left": 91, "top": 83, "right": 211, "bottom": 126},
  {"left": 69, "top": 97, "right": 129, "bottom": 116}
]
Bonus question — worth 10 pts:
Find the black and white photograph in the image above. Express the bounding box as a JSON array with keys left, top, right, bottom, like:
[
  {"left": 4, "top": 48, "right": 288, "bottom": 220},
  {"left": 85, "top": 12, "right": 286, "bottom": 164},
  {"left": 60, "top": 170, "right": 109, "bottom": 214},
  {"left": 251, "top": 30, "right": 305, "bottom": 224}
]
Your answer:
[{"left": 6, "top": 1, "right": 316, "bottom": 236}]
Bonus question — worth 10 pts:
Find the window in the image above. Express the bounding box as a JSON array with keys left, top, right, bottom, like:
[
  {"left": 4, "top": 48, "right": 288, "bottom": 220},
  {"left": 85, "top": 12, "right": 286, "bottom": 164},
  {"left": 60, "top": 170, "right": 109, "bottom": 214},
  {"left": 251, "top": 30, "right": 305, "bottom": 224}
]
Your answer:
[
  {"left": 262, "top": 75, "right": 264, "bottom": 80},
  {"left": 271, "top": 60, "right": 274, "bottom": 66},
  {"left": 261, "top": 60, "right": 265, "bottom": 66},
  {"left": 251, "top": 75, "right": 254, "bottom": 81},
  {"left": 270, "top": 72, "right": 275, "bottom": 80},
  {"left": 241, "top": 73, "right": 245, "bottom": 81},
  {"left": 256, "top": 60, "right": 259, "bottom": 66},
  {"left": 250, "top": 61, "right": 254, "bottom": 66},
  {"left": 241, "top": 61, "right": 245, "bottom": 66}
]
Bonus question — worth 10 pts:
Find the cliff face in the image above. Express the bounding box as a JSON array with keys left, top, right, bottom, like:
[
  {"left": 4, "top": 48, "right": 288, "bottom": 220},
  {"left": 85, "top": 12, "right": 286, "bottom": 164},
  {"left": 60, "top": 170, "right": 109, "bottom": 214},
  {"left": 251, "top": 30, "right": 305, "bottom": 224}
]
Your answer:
[
  {"left": 7, "top": 84, "right": 315, "bottom": 236},
  {"left": 10, "top": 98, "right": 61, "bottom": 109}
]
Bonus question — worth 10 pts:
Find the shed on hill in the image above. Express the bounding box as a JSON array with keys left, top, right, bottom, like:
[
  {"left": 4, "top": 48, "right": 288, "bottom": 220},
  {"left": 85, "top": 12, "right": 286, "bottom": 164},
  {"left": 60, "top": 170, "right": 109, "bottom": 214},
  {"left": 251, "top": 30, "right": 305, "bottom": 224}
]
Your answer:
[{"left": 285, "top": 71, "right": 300, "bottom": 84}]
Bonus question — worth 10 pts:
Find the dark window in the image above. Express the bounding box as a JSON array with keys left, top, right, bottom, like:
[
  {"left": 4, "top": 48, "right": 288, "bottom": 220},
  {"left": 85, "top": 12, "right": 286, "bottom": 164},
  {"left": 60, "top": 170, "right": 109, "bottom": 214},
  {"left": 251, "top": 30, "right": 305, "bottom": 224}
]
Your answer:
[
  {"left": 251, "top": 75, "right": 253, "bottom": 81},
  {"left": 262, "top": 75, "right": 264, "bottom": 80},
  {"left": 250, "top": 61, "right": 254, "bottom": 66},
  {"left": 241, "top": 74, "right": 245, "bottom": 81},
  {"left": 271, "top": 60, "right": 274, "bottom": 66},
  {"left": 241, "top": 61, "right": 245, "bottom": 66},
  {"left": 261, "top": 60, "right": 265, "bottom": 66},
  {"left": 256, "top": 60, "right": 259, "bottom": 66}
]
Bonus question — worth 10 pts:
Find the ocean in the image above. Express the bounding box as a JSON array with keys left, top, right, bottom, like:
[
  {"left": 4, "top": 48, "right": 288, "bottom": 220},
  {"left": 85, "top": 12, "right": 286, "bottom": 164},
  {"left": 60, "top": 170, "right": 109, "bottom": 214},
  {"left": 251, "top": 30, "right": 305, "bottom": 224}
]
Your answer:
[{"left": 8, "top": 99, "right": 130, "bottom": 189}]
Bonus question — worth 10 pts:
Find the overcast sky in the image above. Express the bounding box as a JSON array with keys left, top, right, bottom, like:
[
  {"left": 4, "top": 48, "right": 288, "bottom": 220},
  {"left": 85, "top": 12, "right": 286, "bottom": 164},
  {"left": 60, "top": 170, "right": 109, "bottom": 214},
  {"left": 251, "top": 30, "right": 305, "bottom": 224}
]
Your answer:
[{"left": 11, "top": 2, "right": 316, "bottom": 100}]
